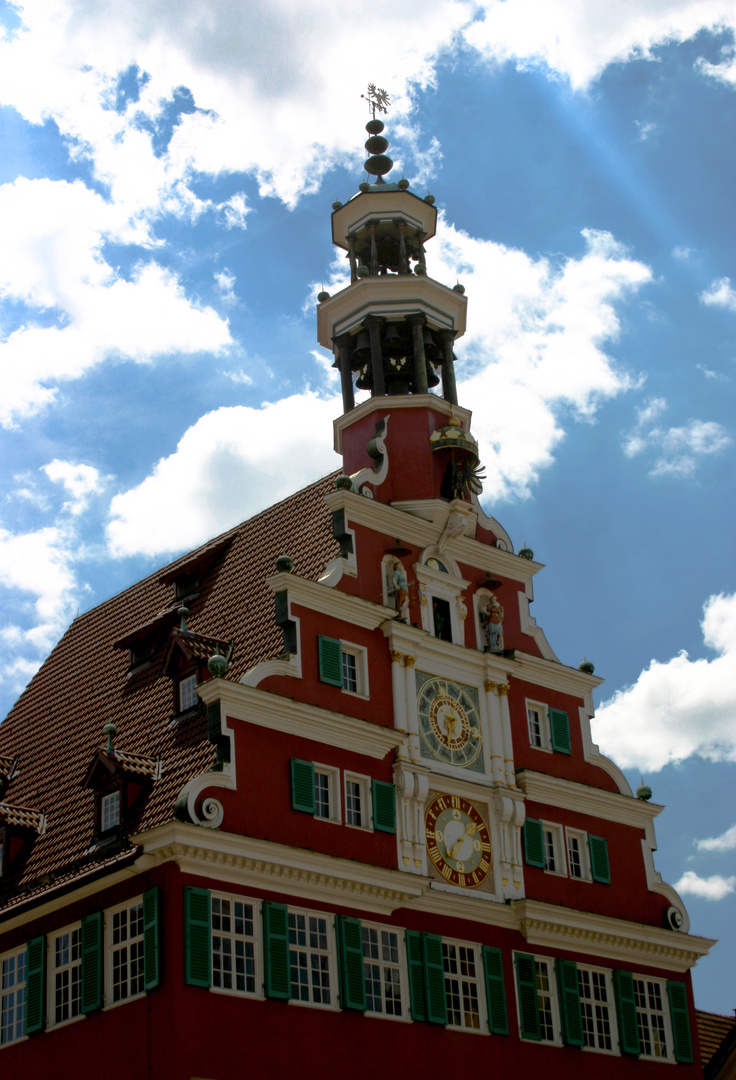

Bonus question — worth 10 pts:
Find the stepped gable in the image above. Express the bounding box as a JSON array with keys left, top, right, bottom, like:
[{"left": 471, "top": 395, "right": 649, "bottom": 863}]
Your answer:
[{"left": 0, "top": 471, "right": 340, "bottom": 909}]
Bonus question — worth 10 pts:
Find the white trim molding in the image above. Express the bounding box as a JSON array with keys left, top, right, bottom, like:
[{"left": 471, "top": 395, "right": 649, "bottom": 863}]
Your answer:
[{"left": 265, "top": 571, "right": 396, "bottom": 631}]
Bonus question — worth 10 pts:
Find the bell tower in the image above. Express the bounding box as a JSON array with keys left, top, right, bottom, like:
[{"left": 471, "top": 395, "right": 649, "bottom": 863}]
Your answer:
[{"left": 317, "top": 89, "right": 483, "bottom": 508}]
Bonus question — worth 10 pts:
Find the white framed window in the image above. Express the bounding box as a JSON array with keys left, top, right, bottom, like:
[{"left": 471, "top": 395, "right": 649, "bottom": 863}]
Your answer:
[
  {"left": 107, "top": 897, "right": 145, "bottom": 1005},
  {"left": 211, "top": 893, "right": 261, "bottom": 998},
  {"left": 287, "top": 908, "right": 337, "bottom": 1008},
  {"left": 442, "top": 940, "right": 485, "bottom": 1033},
  {"left": 542, "top": 823, "right": 565, "bottom": 875},
  {"left": 0, "top": 947, "right": 26, "bottom": 1046},
  {"left": 178, "top": 673, "right": 198, "bottom": 712},
  {"left": 566, "top": 828, "right": 591, "bottom": 880},
  {"left": 48, "top": 925, "right": 82, "bottom": 1027},
  {"left": 340, "top": 643, "right": 368, "bottom": 697},
  {"left": 362, "top": 924, "right": 407, "bottom": 1019},
  {"left": 313, "top": 764, "right": 341, "bottom": 823},
  {"left": 101, "top": 790, "right": 120, "bottom": 832},
  {"left": 634, "top": 976, "right": 672, "bottom": 1060},
  {"left": 578, "top": 966, "right": 618, "bottom": 1052},
  {"left": 344, "top": 772, "right": 372, "bottom": 830},
  {"left": 526, "top": 701, "right": 550, "bottom": 750}
]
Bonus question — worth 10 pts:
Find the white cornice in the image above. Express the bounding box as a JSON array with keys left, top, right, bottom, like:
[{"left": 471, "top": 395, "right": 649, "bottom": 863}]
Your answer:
[
  {"left": 265, "top": 571, "right": 396, "bottom": 630},
  {"left": 381, "top": 621, "right": 513, "bottom": 684},
  {"left": 199, "top": 677, "right": 401, "bottom": 760},
  {"left": 407, "top": 886, "right": 518, "bottom": 930},
  {"left": 516, "top": 770, "right": 663, "bottom": 834},
  {"left": 510, "top": 650, "right": 603, "bottom": 695},
  {"left": 324, "top": 489, "right": 441, "bottom": 548},
  {"left": 333, "top": 395, "right": 471, "bottom": 455},
  {"left": 134, "top": 821, "right": 427, "bottom": 915},
  {"left": 512, "top": 899, "right": 715, "bottom": 973},
  {"left": 0, "top": 866, "right": 138, "bottom": 936}
]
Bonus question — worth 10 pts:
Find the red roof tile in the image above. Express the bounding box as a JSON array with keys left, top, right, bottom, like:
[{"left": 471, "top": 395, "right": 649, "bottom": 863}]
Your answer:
[
  {"left": 0, "top": 472, "right": 340, "bottom": 915},
  {"left": 697, "top": 1010, "right": 736, "bottom": 1067}
]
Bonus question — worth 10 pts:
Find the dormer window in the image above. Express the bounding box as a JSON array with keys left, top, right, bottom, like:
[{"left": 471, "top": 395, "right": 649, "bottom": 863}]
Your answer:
[
  {"left": 174, "top": 573, "right": 198, "bottom": 601},
  {"left": 83, "top": 734, "right": 160, "bottom": 842},
  {"left": 101, "top": 789, "right": 121, "bottom": 832},
  {"left": 178, "top": 673, "right": 198, "bottom": 713}
]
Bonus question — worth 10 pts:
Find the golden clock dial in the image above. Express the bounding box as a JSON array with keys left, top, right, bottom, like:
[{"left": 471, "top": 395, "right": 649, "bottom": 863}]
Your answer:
[
  {"left": 425, "top": 792, "right": 492, "bottom": 889},
  {"left": 416, "top": 674, "right": 483, "bottom": 771}
]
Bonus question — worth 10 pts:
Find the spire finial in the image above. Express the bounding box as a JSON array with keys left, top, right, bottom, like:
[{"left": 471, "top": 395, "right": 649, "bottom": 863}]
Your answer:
[
  {"left": 103, "top": 719, "right": 116, "bottom": 753},
  {"left": 361, "top": 83, "right": 390, "bottom": 120},
  {"left": 178, "top": 604, "right": 189, "bottom": 632}
]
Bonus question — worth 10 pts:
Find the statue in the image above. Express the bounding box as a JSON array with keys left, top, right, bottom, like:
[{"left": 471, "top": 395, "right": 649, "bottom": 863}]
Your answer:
[
  {"left": 479, "top": 593, "right": 504, "bottom": 653},
  {"left": 388, "top": 558, "right": 410, "bottom": 622}
]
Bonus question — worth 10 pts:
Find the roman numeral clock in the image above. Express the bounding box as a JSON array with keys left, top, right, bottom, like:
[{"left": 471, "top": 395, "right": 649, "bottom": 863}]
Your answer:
[{"left": 416, "top": 673, "right": 494, "bottom": 891}]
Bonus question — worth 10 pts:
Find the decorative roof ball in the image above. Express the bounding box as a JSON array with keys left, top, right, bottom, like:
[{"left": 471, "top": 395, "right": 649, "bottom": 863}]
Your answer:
[
  {"left": 415, "top": 264, "right": 427, "bottom": 275},
  {"left": 275, "top": 554, "right": 294, "bottom": 573},
  {"left": 453, "top": 283, "right": 465, "bottom": 294},
  {"left": 398, "top": 178, "right": 410, "bottom": 190},
  {"left": 365, "top": 119, "right": 385, "bottom": 135},
  {"left": 518, "top": 547, "right": 534, "bottom": 560},
  {"left": 365, "top": 135, "right": 389, "bottom": 155},
  {"left": 335, "top": 474, "right": 353, "bottom": 491},
  {"left": 331, "top": 200, "right": 343, "bottom": 211},
  {"left": 317, "top": 291, "right": 330, "bottom": 303},
  {"left": 359, "top": 181, "right": 371, "bottom": 193},
  {"left": 579, "top": 660, "right": 595, "bottom": 675},
  {"left": 356, "top": 264, "right": 369, "bottom": 277},
  {"left": 424, "top": 193, "right": 436, "bottom": 205},
  {"left": 636, "top": 784, "right": 653, "bottom": 802},
  {"left": 207, "top": 649, "right": 228, "bottom": 678}
]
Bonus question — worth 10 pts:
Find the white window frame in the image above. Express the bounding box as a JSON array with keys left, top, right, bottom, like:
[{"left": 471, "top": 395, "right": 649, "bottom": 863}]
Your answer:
[
  {"left": 526, "top": 700, "right": 551, "bottom": 751},
  {"left": 210, "top": 892, "right": 263, "bottom": 999},
  {"left": 442, "top": 938, "right": 487, "bottom": 1033},
  {"left": 105, "top": 896, "right": 145, "bottom": 1008},
  {"left": 287, "top": 907, "right": 338, "bottom": 1010},
  {"left": 313, "top": 764, "right": 341, "bottom": 824},
  {"left": 361, "top": 923, "right": 408, "bottom": 1021},
  {"left": 0, "top": 946, "right": 26, "bottom": 1046},
  {"left": 515, "top": 954, "right": 562, "bottom": 1045},
  {"left": 101, "top": 789, "right": 120, "bottom": 833},
  {"left": 415, "top": 558, "right": 470, "bottom": 646},
  {"left": 178, "top": 673, "right": 198, "bottom": 712},
  {"left": 340, "top": 642, "right": 369, "bottom": 698},
  {"left": 344, "top": 772, "right": 372, "bottom": 831},
  {"left": 633, "top": 975, "right": 673, "bottom": 1061},
  {"left": 47, "top": 923, "right": 83, "bottom": 1029},
  {"left": 577, "top": 965, "right": 619, "bottom": 1054},
  {"left": 541, "top": 822, "right": 566, "bottom": 876},
  {"left": 566, "top": 827, "right": 592, "bottom": 881}
]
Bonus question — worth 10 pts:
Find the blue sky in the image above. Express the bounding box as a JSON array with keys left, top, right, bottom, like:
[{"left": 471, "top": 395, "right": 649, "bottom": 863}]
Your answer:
[{"left": 0, "top": 0, "right": 734, "bottom": 1014}]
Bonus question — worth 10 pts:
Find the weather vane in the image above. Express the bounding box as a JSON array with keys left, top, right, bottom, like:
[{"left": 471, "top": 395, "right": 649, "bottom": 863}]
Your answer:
[{"left": 361, "top": 84, "right": 390, "bottom": 119}]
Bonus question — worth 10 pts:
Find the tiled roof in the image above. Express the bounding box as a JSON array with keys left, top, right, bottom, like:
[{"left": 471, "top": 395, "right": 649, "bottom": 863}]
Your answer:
[
  {"left": 0, "top": 756, "right": 17, "bottom": 782},
  {"left": 0, "top": 472, "right": 340, "bottom": 915},
  {"left": 0, "top": 803, "right": 45, "bottom": 833},
  {"left": 697, "top": 1010, "right": 736, "bottom": 1068},
  {"left": 163, "top": 628, "right": 233, "bottom": 668}
]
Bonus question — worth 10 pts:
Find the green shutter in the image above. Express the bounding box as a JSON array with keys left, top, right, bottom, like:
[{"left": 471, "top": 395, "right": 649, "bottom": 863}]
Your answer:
[
  {"left": 143, "top": 886, "right": 159, "bottom": 991},
  {"left": 667, "top": 981, "right": 693, "bottom": 1063},
  {"left": 422, "top": 933, "right": 447, "bottom": 1025},
  {"left": 405, "top": 930, "right": 426, "bottom": 1021},
  {"left": 336, "top": 915, "right": 365, "bottom": 1011},
  {"left": 613, "top": 970, "right": 640, "bottom": 1055},
  {"left": 80, "top": 911, "right": 103, "bottom": 1013},
  {"left": 291, "top": 758, "right": 316, "bottom": 813},
  {"left": 183, "top": 886, "right": 210, "bottom": 988},
  {"left": 515, "top": 953, "right": 541, "bottom": 1040},
  {"left": 25, "top": 936, "right": 46, "bottom": 1034},
  {"left": 318, "top": 635, "right": 343, "bottom": 686},
  {"left": 372, "top": 780, "right": 396, "bottom": 834},
  {"left": 549, "top": 709, "right": 571, "bottom": 754},
  {"left": 482, "top": 946, "right": 508, "bottom": 1035},
  {"left": 523, "top": 818, "right": 545, "bottom": 868},
  {"left": 588, "top": 835, "right": 611, "bottom": 883},
  {"left": 556, "top": 959, "right": 584, "bottom": 1046},
  {"left": 263, "top": 901, "right": 290, "bottom": 1000}
]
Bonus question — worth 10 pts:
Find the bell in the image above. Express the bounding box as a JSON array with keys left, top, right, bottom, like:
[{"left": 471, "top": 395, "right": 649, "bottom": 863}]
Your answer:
[
  {"left": 382, "top": 323, "right": 406, "bottom": 359},
  {"left": 423, "top": 327, "right": 442, "bottom": 361},
  {"left": 354, "top": 364, "right": 373, "bottom": 391},
  {"left": 353, "top": 331, "right": 371, "bottom": 365},
  {"left": 426, "top": 361, "right": 440, "bottom": 388}
]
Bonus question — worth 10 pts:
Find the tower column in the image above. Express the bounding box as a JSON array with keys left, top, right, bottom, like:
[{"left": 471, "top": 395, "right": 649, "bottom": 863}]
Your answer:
[
  {"left": 440, "top": 329, "right": 458, "bottom": 405},
  {"left": 365, "top": 315, "right": 386, "bottom": 396},
  {"left": 409, "top": 314, "right": 428, "bottom": 395},
  {"left": 334, "top": 333, "right": 355, "bottom": 412}
]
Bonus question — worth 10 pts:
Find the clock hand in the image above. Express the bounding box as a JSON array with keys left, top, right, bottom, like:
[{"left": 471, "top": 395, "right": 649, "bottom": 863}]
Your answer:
[{"left": 450, "top": 821, "right": 476, "bottom": 858}]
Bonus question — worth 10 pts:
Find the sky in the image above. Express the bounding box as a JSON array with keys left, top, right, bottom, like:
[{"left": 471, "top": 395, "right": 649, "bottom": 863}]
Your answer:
[{"left": 0, "top": 0, "right": 734, "bottom": 1015}]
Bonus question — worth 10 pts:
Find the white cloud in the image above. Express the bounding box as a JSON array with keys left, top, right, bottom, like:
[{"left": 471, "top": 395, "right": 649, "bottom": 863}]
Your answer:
[
  {"left": 214, "top": 268, "right": 237, "bottom": 305},
  {"left": 42, "top": 460, "right": 103, "bottom": 515},
  {"left": 0, "top": 524, "right": 78, "bottom": 658},
  {"left": 622, "top": 397, "right": 730, "bottom": 476},
  {"left": 465, "top": 0, "right": 736, "bottom": 90},
  {"left": 593, "top": 592, "right": 736, "bottom": 772},
  {"left": 106, "top": 391, "right": 342, "bottom": 558},
  {"left": 697, "top": 41, "right": 736, "bottom": 86},
  {"left": 701, "top": 277, "right": 736, "bottom": 312},
  {"left": 672, "top": 246, "right": 694, "bottom": 261},
  {"left": 674, "top": 870, "right": 736, "bottom": 900},
  {"left": 635, "top": 120, "right": 656, "bottom": 141},
  {"left": 218, "top": 193, "right": 250, "bottom": 230},
  {"left": 696, "top": 823, "right": 736, "bottom": 852}
]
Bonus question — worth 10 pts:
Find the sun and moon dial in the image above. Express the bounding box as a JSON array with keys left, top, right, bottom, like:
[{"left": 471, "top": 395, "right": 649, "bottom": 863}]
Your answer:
[{"left": 416, "top": 673, "right": 484, "bottom": 771}]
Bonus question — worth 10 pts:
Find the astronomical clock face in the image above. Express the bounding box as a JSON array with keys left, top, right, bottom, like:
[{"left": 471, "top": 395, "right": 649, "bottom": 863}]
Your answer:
[
  {"left": 425, "top": 793, "right": 492, "bottom": 889},
  {"left": 416, "top": 673, "right": 484, "bottom": 771}
]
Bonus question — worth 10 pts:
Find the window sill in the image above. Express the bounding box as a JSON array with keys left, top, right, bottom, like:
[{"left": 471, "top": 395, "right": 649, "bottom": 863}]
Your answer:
[
  {"left": 287, "top": 998, "right": 340, "bottom": 1011},
  {"left": 102, "top": 991, "right": 146, "bottom": 1012},
  {"left": 313, "top": 814, "right": 342, "bottom": 826},
  {"left": 345, "top": 822, "right": 373, "bottom": 833},
  {"left": 210, "top": 985, "right": 265, "bottom": 1002},
  {"left": 47, "top": 1013, "right": 86, "bottom": 1032}
]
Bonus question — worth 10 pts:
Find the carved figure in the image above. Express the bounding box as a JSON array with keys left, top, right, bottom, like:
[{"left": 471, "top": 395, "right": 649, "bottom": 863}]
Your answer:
[
  {"left": 479, "top": 593, "right": 504, "bottom": 653},
  {"left": 437, "top": 508, "right": 468, "bottom": 552},
  {"left": 388, "top": 558, "right": 410, "bottom": 622}
]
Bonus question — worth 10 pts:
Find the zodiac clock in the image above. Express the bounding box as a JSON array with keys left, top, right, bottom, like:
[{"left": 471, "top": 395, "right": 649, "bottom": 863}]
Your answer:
[{"left": 416, "top": 673, "right": 484, "bottom": 772}]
